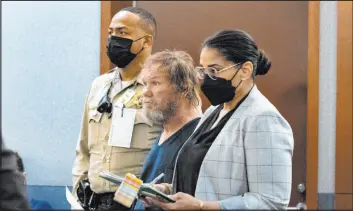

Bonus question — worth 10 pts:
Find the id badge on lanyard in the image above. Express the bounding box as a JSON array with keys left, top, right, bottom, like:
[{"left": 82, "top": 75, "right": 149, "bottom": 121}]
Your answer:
[{"left": 108, "top": 89, "right": 136, "bottom": 148}]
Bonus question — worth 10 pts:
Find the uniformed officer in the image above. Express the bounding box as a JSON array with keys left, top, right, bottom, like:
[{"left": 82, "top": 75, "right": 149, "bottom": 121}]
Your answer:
[{"left": 72, "top": 7, "right": 162, "bottom": 210}]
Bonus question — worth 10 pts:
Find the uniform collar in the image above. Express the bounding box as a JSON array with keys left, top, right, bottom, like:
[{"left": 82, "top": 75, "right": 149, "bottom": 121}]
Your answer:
[{"left": 106, "top": 67, "right": 143, "bottom": 85}]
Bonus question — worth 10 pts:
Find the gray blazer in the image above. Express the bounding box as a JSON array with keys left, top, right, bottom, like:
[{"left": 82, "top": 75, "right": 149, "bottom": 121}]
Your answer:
[{"left": 172, "top": 85, "right": 294, "bottom": 210}]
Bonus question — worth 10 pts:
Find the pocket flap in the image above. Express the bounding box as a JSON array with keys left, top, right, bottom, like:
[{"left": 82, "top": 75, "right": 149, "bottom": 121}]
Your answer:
[
  {"left": 134, "top": 109, "right": 153, "bottom": 127},
  {"left": 89, "top": 108, "right": 103, "bottom": 123}
]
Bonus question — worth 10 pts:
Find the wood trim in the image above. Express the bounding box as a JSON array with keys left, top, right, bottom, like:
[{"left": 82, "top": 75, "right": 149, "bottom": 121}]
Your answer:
[
  {"left": 335, "top": 194, "right": 353, "bottom": 210},
  {"left": 335, "top": 1, "right": 352, "bottom": 195},
  {"left": 306, "top": 1, "right": 320, "bottom": 209},
  {"left": 100, "top": 1, "right": 133, "bottom": 75}
]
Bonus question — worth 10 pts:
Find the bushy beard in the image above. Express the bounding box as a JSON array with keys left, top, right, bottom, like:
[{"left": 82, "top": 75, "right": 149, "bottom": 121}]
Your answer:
[{"left": 145, "top": 100, "right": 178, "bottom": 125}]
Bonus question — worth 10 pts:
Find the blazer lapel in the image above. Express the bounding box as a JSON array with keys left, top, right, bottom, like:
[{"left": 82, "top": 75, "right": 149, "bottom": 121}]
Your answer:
[{"left": 198, "top": 85, "right": 259, "bottom": 174}]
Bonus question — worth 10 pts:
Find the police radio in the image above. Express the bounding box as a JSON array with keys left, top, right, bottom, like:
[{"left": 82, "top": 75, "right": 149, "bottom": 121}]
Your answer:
[{"left": 97, "top": 82, "right": 113, "bottom": 114}]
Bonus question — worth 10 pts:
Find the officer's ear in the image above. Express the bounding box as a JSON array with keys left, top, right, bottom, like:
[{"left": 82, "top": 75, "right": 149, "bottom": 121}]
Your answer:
[{"left": 142, "top": 35, "right": 153, "bottom": 49}]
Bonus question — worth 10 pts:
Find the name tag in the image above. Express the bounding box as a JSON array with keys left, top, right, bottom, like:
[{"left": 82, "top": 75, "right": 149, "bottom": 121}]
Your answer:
[
  {"left": 108, "top": 104, "right": 136, "bottom": 148},
  {"left": 117, "top": 89, "right": 135, "bottom": 105}
]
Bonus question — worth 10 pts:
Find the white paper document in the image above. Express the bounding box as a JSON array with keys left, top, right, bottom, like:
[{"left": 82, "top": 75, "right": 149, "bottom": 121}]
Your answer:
[
  {"left": 65, "top": 186, "right": 83, "bottom": 210},
  {"left": 108, "top": 105, "right": 136, "bottom": 148}
]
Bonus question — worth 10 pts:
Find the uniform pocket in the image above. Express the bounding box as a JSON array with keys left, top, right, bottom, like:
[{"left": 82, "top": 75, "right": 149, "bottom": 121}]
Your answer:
[
  {"left": 87, "top": 108, "right": 103, "bottom": 148},
  {"left": 110, "top": 109, "right": 156, "bottom": 152},
  {"left": 134, "top": 109, "right": 153, "bottom": 127},
  {"left": 88, "top": 109, "right": 102, "bottom": 123},
  {"left": 130, "top": 109, "right": 155, "bottom": 149}
]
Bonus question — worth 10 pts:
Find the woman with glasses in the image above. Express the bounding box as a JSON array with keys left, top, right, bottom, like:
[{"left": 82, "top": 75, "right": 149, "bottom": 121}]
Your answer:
[{"left": 142, "top": 29, "right": 294, "bottom": 210}]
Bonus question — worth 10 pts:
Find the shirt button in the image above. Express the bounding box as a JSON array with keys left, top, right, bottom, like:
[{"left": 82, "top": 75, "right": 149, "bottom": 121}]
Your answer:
[{"left": 105, "top": 136, "right": 109, "bottom": 141}]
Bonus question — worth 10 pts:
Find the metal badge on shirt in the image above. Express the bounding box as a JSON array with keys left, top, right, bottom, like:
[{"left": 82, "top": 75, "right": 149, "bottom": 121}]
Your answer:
[{"left": 108, "top": 89, "right": 136, "bottom": 148}]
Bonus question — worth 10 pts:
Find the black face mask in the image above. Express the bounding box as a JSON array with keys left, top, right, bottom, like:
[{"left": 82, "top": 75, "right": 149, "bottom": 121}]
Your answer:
[
  {"left": 201, "top": 67, "right": 242, "bottom": 106},
  {"left": 106, "top": 36, "right": 145, "bottom": 68}
]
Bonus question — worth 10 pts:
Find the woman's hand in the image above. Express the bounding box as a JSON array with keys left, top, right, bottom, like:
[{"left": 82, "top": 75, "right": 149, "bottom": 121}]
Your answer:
[
  {"left": 140, "top": 184, "right": 168, "bottom": 208},
  {"left": 146, "top": 192, "right": 202, "bottom": 210}
]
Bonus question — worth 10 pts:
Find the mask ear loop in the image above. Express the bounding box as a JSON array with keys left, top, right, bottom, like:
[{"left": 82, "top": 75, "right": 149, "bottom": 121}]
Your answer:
[
  {"left": 230, "top": 64, "right": 244, "bottom": 89},
  {"left": 230, "top": 64, "right": 243, "bottom": 80},
  {"left": 132, "top": 35, "right": 153, "bottom": 55},
  {"left": 132, "top": 36, "right": 146, "bottom": 56},
  {"left": 133, "top": 34, "right": 153, "bottom": 42},
  {"left": 135, "top": 47, "right": 144, "bottom": 55}
]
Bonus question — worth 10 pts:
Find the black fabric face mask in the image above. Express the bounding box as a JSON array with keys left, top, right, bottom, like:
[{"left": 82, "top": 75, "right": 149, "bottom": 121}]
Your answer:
[
  {"left": 106, "top": 36, "right": 145, "bottom": 68},
  {"left": 201, "top": 67, "right": 242, "bottom": 106}
]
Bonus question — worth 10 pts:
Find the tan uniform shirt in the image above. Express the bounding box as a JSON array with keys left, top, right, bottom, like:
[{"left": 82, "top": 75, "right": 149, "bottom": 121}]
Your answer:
[{"left": 72, "top": 68, "right": 162, "bottom": 196}]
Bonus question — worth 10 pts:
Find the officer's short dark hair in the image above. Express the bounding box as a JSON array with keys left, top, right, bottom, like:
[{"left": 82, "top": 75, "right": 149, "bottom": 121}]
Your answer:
[
  {"left": 120, "top": 7, "right": 157, "bottom": 38},
  {"left": 14, "top": 152, "right": 25, "bottom": 172}
]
